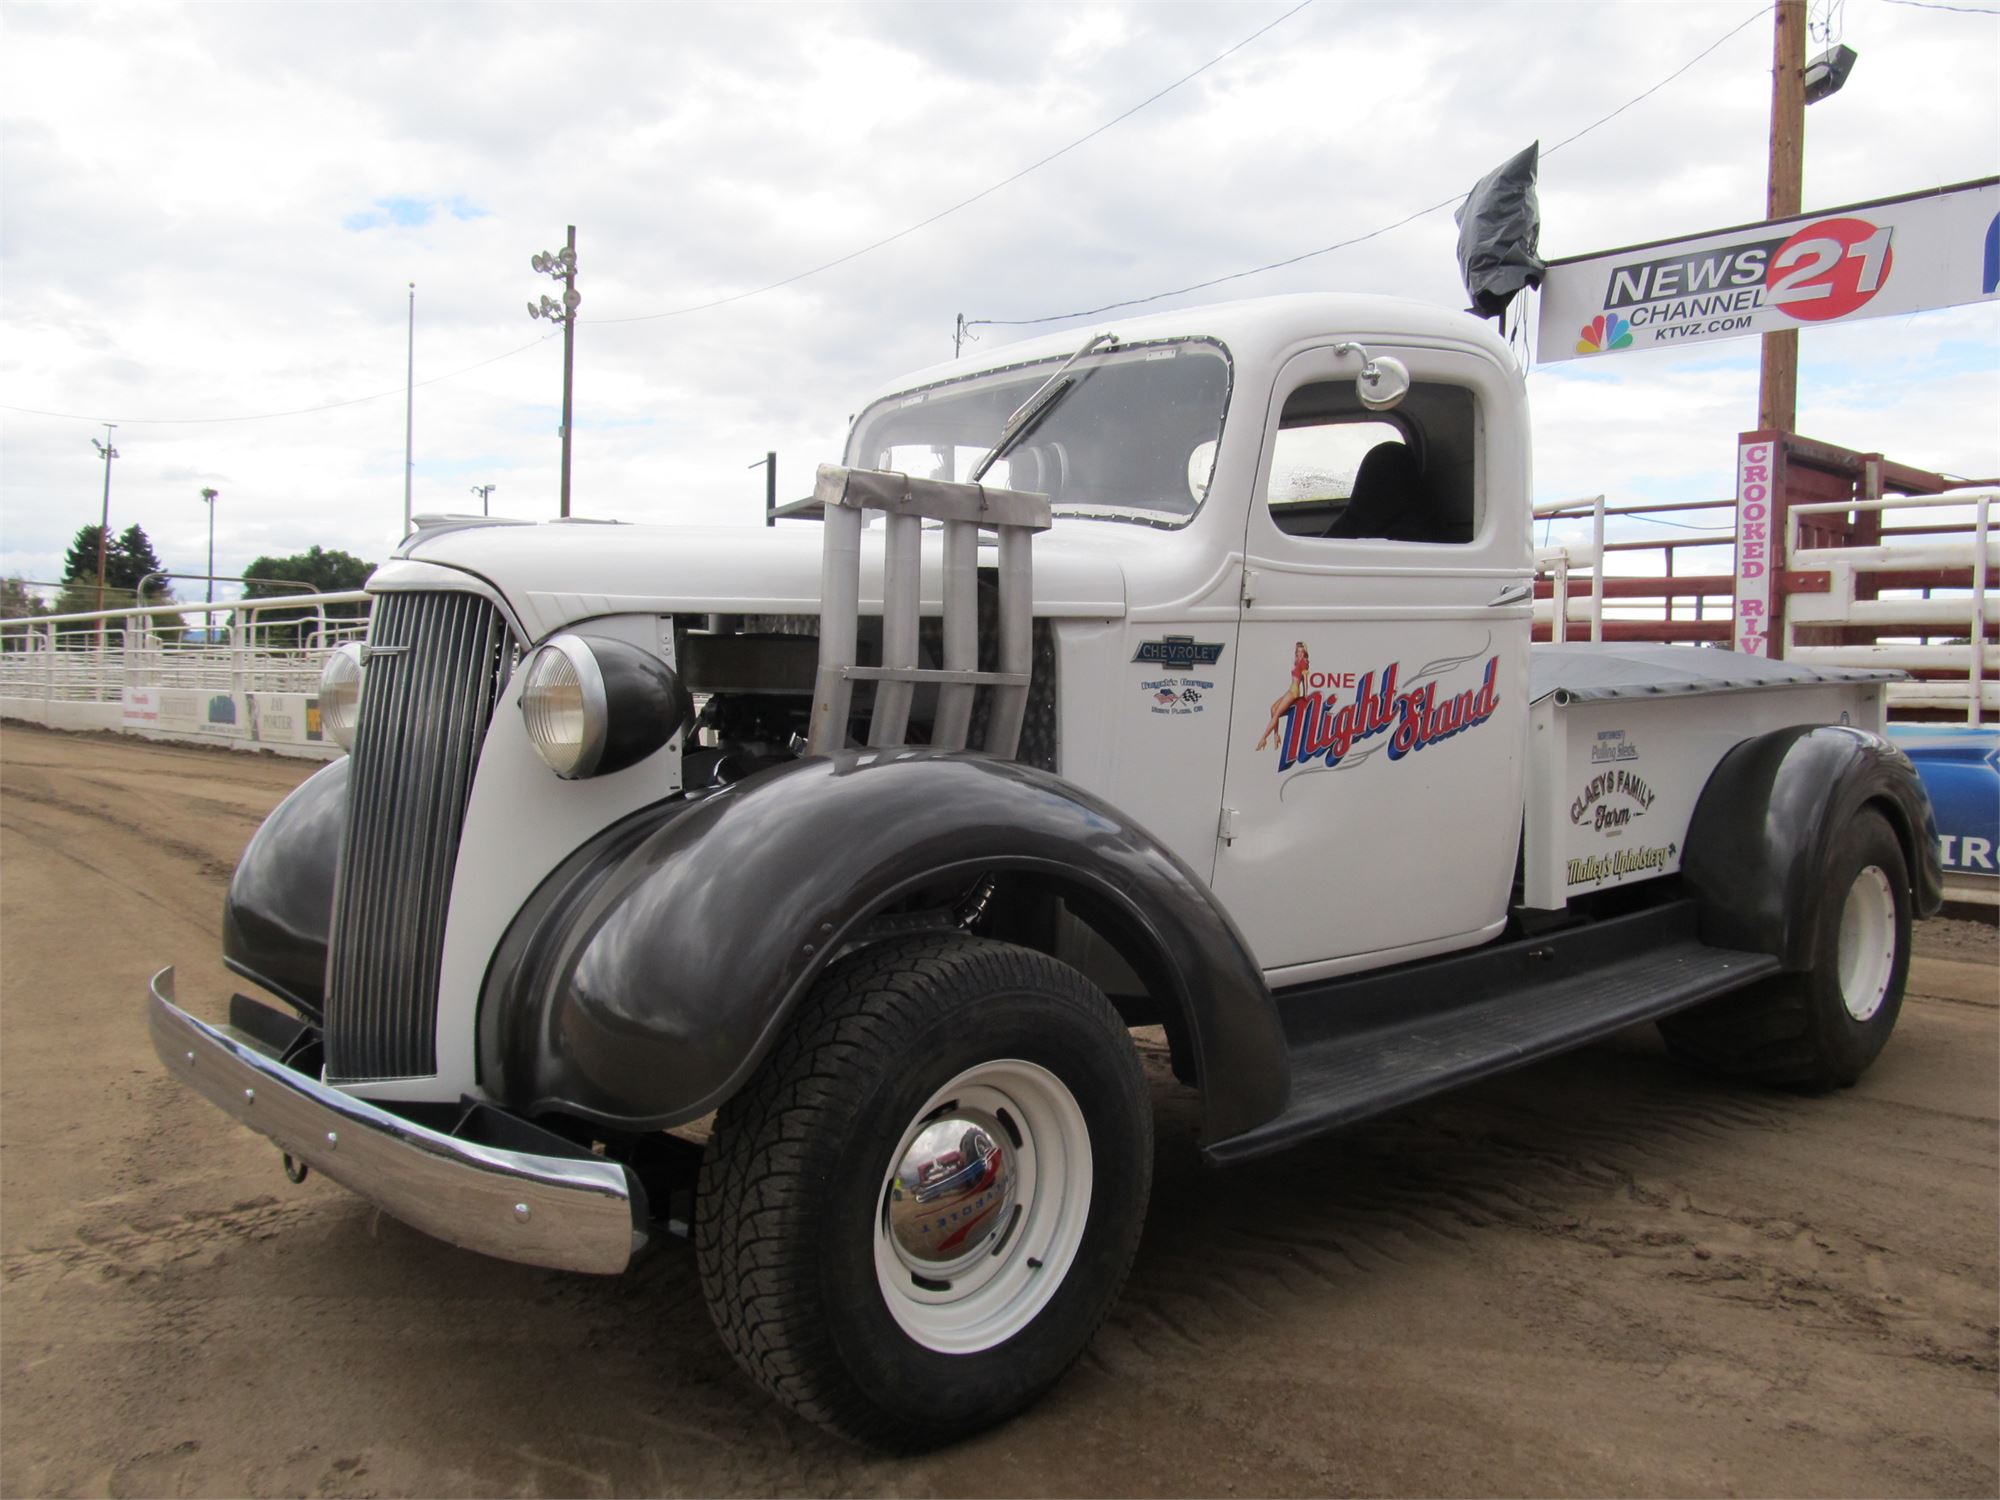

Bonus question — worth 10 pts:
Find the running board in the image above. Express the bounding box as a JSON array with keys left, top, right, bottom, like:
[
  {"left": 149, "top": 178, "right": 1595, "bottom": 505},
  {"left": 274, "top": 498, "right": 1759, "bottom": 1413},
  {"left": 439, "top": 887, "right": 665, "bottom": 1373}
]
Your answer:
[{"left": 1204, "top": 901, "right": 1781, "bottom": 1166}]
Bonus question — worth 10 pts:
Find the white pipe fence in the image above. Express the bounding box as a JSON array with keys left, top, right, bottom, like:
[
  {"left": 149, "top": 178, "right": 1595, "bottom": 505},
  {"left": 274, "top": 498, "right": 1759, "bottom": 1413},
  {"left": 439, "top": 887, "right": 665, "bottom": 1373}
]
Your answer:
[
  {"left": 1531, "top": 488, "right": 1995, "bottom": 723},
  {"left": 1, "top": 591, "right": 370, "bottom": 756}
]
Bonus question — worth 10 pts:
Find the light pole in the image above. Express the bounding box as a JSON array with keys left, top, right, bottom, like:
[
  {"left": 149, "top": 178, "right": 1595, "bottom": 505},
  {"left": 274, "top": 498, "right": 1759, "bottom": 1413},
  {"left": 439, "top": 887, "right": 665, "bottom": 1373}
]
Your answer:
[
  {"left": 90, "top": 424, "right": 118, "bottom": 613},
  {"left": 471, "top": 484, "right": 496, "bottom": 516},
  {"left": 749, "top": 452, "right": 777, "bottom": 528},
  {"left": 404, "top": 282, "right": 416, "bottom": 537},
  {"left": 527, "top": 226, "right": 580, "bottom": 517},
  {"left": 199, "top": 488, "right": 219, "bottom": 606}
]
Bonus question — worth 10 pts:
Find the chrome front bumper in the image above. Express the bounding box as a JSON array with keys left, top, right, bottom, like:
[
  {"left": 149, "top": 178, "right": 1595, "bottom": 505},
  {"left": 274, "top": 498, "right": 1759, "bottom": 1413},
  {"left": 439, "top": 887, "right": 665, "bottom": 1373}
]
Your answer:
[{"left": 148, "top": 968, "right": 641, "bottom": 1275}]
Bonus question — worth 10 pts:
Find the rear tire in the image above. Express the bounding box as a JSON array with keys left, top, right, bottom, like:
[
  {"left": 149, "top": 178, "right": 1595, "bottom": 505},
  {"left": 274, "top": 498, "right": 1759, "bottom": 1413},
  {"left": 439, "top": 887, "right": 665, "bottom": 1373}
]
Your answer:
[
  {"left": 695, "top": 934, "right": 1151, "bottom": 1450},
  {"left": 1662, "top": 808, "right": 1911, "bottom": 1089}
]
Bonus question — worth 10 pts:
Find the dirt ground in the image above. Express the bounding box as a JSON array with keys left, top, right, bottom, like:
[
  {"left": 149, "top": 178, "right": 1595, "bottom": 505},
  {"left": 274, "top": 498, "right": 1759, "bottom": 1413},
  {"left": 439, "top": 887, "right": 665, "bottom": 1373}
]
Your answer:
[{"left": 2, "top": 722, "right": 1994, "bottom": 1498}]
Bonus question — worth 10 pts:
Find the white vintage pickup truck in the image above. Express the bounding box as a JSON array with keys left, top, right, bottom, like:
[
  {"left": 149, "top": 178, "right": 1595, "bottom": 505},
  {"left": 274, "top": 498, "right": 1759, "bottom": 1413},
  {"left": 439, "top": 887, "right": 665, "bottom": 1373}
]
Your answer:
[{"left": 151, "top": 293, "right": 1942, "bottom": 1448}]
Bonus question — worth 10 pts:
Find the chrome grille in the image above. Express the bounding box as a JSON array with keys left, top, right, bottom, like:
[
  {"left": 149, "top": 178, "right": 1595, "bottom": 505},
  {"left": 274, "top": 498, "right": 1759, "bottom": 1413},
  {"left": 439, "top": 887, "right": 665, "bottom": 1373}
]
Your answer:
[{"left": 326, "top": 590, "right": 515, "bottom": 1081}]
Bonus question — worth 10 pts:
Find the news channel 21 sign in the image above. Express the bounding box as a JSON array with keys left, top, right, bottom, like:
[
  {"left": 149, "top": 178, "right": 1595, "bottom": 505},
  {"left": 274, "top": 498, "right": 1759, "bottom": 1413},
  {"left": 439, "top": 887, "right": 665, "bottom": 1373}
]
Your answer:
[{"left": 1537, "top": 178, "right": 1998, "bottom": 362}]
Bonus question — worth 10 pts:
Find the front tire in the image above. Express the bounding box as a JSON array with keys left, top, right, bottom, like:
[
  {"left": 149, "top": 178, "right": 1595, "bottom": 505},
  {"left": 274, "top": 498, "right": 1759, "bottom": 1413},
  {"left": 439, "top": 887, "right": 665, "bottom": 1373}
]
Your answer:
[
  {"left": 695, "top": 934, "right": 1151, "bottom": 1449},
  {"left": 1662, "top": 808, "right": 1912, "bottom": 1089}
]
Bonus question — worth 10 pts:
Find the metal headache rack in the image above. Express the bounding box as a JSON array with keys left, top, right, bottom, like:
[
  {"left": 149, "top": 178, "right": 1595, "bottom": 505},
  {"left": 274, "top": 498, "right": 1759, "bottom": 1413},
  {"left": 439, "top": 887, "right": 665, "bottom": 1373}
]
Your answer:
[{"left": 805, "top": 464, "right": 1051, "bottom": 759}]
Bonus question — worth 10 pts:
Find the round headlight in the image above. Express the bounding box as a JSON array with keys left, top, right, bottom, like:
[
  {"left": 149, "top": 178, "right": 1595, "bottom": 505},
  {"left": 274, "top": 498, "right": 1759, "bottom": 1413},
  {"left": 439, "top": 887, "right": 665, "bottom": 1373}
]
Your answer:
[
  {"left": 522, "top": 636, "right": 606, "bottom": 778},
  {"left": 319, "top": 642, "right": 365, "bottom": 750},
  {"left": 520, "top": 633, "right": 691, "bottom": 780}
]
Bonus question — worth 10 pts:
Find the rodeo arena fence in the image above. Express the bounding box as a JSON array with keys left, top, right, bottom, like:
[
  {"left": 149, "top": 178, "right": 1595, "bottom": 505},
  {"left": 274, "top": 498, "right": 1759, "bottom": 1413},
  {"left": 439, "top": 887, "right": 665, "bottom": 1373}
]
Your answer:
[
  {"left": 1530, "top": 432, "right": 1995, "bottom": 903},
  {"left": 1, "top": 435, "right": 1993, "bottom": 899},
  {"left": 0, "top": 590, "right": 369, "bottom": 760}
]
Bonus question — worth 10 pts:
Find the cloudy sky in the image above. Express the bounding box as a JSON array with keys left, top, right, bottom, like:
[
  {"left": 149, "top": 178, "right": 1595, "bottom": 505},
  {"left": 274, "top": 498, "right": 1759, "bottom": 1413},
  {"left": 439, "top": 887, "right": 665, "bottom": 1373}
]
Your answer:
[{"left": 2, "top": 0, "right": 1995, "bottom": 607}]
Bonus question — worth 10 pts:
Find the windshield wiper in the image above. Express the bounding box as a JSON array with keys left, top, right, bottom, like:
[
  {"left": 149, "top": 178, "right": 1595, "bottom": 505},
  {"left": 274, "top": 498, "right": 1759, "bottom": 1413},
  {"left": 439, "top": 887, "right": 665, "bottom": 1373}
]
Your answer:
[{"left": 969, "top": 330, "right": 1117, "bottom": 483}]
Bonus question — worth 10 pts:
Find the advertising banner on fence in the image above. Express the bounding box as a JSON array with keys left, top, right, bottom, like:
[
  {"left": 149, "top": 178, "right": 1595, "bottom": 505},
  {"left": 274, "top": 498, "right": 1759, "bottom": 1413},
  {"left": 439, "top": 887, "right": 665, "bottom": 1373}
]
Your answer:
[
  {"left": 122, "top": 686, "right": 228, "bottom": 737},
  {"left": 248, "top": 693, "right": 324, "bottom": 748},
  {"left": 1538, "top": 178, "right": 1999, "bottom": 364},
  {"left": 119, "top": 687, "right": 334, "bottom": 756}
]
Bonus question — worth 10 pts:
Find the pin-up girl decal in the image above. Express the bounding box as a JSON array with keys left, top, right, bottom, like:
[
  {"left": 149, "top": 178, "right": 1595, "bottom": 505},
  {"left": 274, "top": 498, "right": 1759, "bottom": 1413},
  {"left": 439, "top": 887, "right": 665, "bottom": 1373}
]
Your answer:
[{"left": 1255, "top": 641, "right": 1309, "bottom": 752}]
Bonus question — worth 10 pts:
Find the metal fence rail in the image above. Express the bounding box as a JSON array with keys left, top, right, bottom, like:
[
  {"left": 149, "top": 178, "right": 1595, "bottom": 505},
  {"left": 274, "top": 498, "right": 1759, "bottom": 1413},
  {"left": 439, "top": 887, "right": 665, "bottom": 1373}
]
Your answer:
[
  {"left": 0, "top": 592, "right": 370, "bottom": 701},
  {"left": 1531, "top": 489, "right": 1996, "bottom": 724},
  {"left": 1, "top": 593, "right": 372, "bottom": 756}
]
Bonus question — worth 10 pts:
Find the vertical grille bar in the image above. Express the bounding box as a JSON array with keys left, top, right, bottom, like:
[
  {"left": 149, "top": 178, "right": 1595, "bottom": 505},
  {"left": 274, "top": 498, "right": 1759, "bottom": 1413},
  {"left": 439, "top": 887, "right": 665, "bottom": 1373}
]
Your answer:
[{"left": 325, "top": 591, "right": 514, "bottom": 1082}]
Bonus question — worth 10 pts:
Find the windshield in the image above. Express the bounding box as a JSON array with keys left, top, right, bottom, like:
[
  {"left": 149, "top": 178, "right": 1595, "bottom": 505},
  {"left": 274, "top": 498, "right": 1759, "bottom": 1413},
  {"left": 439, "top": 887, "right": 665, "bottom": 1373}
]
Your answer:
[{"left": 845, "top": 338, "right": 1231, "bottom": 526}]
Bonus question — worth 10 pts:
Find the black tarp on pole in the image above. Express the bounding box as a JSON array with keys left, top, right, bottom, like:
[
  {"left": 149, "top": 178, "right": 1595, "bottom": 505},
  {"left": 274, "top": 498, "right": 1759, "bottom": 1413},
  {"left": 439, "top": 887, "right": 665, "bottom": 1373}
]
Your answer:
[{"left": 1455, "top": 142, "right": 1546, "bottom": 320}]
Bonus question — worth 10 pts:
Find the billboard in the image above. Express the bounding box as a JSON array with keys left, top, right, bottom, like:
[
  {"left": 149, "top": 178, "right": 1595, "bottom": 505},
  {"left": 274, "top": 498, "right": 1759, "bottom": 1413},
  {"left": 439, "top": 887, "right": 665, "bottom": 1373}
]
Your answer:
[{"left": 1538, "top": 178, "right": 1998, "bottom": 363}]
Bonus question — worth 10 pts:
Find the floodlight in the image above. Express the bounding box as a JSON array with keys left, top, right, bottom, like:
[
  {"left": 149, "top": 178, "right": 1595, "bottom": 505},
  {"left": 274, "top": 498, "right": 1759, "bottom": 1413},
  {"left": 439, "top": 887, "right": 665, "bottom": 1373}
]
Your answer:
[{"left": 1804, "top": 45, "right": 1857, "bottom": 105}]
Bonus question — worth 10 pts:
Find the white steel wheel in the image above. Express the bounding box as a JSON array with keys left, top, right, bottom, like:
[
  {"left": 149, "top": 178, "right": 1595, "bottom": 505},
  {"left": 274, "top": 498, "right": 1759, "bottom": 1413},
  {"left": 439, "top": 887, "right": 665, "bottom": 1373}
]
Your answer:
[
  {"left": 873, "top": 1058, "right": 1093, "bottom": 1354},
  {"left": 1836, "top": 864, "right": 1898, "bottom": 1022}
]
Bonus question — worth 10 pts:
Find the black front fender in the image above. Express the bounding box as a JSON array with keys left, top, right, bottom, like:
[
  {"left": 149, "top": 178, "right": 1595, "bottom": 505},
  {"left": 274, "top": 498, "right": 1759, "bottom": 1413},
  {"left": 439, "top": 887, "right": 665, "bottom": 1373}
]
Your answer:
[
  {"left": 222, "top": 756, "right": 349, "bottom": 1019},
  {"left": 479, "top": 750, "right": 1287, "bottom": 1144},
  {"left": 1682, "top": 724, "right": 1944, "bottom": 968}
]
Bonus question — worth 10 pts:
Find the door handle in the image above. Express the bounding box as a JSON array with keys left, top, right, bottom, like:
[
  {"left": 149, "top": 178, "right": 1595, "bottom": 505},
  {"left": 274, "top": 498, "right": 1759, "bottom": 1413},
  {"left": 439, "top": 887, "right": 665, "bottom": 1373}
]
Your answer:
[{"left": 1487, "top": 582, "right": 1532, "bottom": 608}]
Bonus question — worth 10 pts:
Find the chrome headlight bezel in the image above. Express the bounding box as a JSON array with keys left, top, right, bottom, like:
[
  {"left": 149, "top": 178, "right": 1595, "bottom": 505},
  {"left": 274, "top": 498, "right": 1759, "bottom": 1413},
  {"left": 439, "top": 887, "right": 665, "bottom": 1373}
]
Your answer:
[
  {"left": 521, "top": 635, "right": 609, "bottom": 779},
  {"left": 520, "top": 632, "right": 690, "bottom": 780},
  {"left": 319, "top": 641, "right": 366, "bottom": 750}
]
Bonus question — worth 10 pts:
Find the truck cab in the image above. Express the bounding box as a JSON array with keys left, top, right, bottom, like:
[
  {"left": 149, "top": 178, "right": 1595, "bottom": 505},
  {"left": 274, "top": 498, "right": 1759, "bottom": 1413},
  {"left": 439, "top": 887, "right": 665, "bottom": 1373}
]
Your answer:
[{"left": 843, "top": 294, "right": 1533, "bottom": 976}]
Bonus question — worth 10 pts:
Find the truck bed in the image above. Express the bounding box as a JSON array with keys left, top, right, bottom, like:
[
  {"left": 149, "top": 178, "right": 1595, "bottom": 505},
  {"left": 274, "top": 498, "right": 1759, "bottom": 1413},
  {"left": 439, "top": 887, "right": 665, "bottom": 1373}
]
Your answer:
[
  {"left": 1530, "top": 642, "right": 1900, "bottom": 704},
  {"left": 1520, "top": 645, "right": 1900, "bottom": 910}
]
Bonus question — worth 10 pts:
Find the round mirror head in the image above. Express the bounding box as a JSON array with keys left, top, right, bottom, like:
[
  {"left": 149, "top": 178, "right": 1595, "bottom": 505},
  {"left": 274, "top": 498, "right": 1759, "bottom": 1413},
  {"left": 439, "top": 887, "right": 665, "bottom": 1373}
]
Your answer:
[{"left": 1357, "top": 354, "right": 1411, "bottom": 411}]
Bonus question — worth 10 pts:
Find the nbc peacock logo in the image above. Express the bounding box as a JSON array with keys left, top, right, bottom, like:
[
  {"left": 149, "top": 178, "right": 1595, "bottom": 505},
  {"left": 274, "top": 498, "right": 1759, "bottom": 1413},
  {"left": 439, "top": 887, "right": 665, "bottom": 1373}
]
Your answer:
[{"left": 1575, "top": 313, "right": 1634, "bottom": 355}]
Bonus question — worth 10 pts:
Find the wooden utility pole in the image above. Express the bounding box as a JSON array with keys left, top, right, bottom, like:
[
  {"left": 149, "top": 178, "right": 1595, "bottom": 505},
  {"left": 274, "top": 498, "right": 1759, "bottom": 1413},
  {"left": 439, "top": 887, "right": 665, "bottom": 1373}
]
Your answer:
[
  {"left": 559, "top": 225, "right": 577, "bottom": 519},
  {"left": 1758, "top": 0, "right": 1806, "bottom": 434},
  {"left": 527, "top": 227, "right": 581, "bottom": 518},
  {"left": 91, "top": 425, "right": 118, "bottom": 612}
]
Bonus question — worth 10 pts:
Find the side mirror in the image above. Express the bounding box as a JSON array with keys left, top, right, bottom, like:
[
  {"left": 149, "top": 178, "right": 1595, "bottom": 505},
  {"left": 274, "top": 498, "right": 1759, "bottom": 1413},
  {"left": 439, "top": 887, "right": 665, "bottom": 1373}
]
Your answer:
[
  {"left": 1357, "top": 355, "right": 1410, "bottom": 411},
  {"left": 1333, "top": 342, "right": 1411, "bottom": 411}
]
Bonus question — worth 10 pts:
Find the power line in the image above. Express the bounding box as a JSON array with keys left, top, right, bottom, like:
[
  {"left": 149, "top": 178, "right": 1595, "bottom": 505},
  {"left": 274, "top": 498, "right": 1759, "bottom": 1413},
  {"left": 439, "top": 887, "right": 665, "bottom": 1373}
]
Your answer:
[
  {"left": 965, "top": 194, "right": 1465, "bottom": 329},
  {"left": 965, "top": 1, "right": 1776, "bottom": 332},
  {"left": 0, "top": 3, "right": 1314, "bottom": 428},
  {"left": 1877, "top": 0, "right": 1998, "bottom": 13},
  {"left": 0, "top": 332, "right": 558, "bottom": 427},
  {"left": 588, "top": 0, "right": 1318, "bottom": 327},
  {"left": 1543, "top": 2, "right": 1775, "bottom": 155}
]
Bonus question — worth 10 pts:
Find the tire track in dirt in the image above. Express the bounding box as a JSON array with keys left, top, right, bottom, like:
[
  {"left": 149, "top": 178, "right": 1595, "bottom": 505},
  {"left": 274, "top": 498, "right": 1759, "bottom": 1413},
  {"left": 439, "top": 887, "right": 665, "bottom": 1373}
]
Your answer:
[{"left": 1101, "top": 1033, "right": 1997, "bottom": 1418}]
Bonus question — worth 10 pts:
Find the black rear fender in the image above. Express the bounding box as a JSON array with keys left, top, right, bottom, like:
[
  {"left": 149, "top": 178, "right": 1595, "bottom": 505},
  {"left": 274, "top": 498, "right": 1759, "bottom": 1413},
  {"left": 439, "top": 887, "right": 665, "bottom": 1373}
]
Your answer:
[
  {"left": 478, "top": 750, "right": 1288, "bottom": 1144},
  {"left": 1682, "top": 723, "right": 1943, "bottom": 968}
]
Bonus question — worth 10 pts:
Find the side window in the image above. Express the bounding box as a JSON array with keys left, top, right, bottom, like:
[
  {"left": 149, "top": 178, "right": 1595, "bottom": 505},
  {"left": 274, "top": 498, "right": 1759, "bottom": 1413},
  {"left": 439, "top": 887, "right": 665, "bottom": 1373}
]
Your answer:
[
  {"left": 1267, "top": 421, "right": 1406, "bottom": 535},
  {"left": 1266, "top": 380, "right": 1477, "bottom": 544}
]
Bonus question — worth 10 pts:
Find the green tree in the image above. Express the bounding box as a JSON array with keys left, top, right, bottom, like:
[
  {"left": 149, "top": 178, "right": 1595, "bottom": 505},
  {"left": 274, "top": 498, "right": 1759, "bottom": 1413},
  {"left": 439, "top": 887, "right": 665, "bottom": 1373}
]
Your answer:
[
  {"left": 55, "top": 523, "right": 178, "bottom": 643},
  {"left": 59, "top": 523, "right": 170, "bottom": 600},
  {"left": 239, "top": 545, "right": 374, "bottom": 646}
]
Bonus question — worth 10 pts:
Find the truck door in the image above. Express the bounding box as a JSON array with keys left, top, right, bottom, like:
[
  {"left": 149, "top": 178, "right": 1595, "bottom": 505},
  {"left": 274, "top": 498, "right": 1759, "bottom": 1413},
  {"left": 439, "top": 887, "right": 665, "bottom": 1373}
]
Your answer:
[{"left": 1214, "top": 342, "right": 1534, "bottom": 978}]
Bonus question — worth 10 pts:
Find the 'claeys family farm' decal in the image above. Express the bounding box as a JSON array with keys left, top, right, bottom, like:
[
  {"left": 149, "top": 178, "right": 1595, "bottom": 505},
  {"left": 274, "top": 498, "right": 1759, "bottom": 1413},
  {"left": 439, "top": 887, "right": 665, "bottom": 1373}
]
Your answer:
[{"left": 1259, "top": 637, "right": 1501, "bottom": 794}]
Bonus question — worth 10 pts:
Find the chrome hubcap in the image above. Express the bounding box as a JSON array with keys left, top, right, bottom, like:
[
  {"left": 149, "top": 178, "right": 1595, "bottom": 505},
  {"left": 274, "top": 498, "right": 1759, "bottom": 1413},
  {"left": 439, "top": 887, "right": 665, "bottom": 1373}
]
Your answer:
[
  {"left": 1837, "top": 864, "right": 1897, "bottom": 1022},
  {"left": 885, "top": 1108, "right": 1019, "bottom": 1279},
  {"left": 873, "top": 1059, "right": 1092, "bottom": 1354}
]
